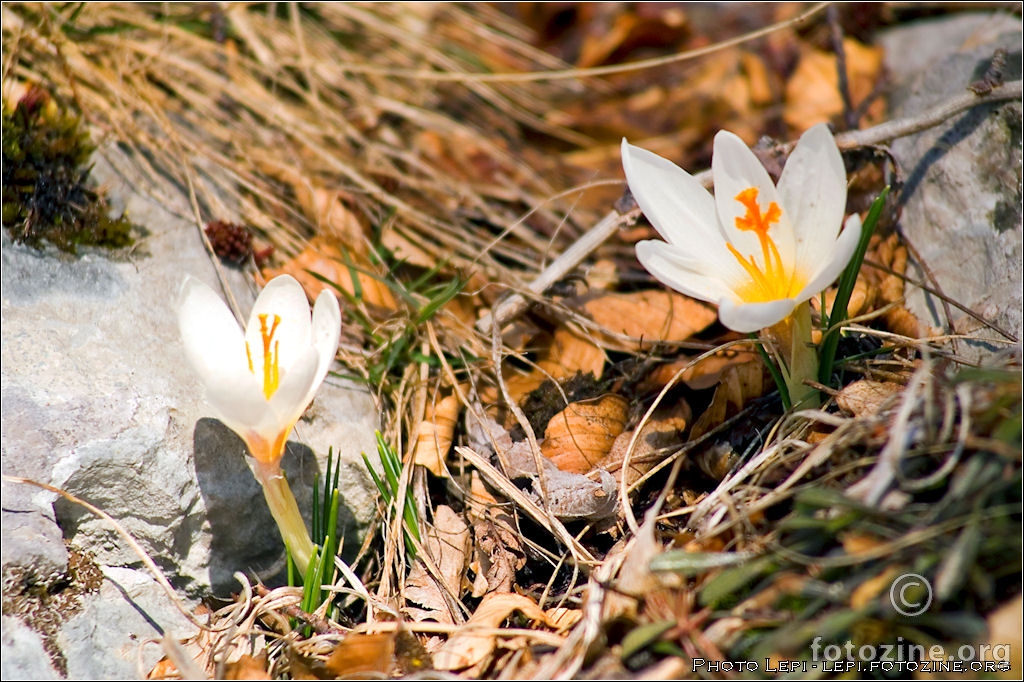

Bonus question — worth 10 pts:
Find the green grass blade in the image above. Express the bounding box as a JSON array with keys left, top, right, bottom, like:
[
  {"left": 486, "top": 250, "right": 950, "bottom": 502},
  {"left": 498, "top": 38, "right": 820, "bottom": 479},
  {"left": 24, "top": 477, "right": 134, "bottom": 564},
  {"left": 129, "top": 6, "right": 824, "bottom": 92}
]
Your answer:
[
  {"left": 414, "top": 276, "right": 464, "bottom": 324},
  {"left": 819, "top": 186, "right": 890, "bottom": 386},
  {"left": 753, "top": 334, "right": 791, "bottom": 411}
]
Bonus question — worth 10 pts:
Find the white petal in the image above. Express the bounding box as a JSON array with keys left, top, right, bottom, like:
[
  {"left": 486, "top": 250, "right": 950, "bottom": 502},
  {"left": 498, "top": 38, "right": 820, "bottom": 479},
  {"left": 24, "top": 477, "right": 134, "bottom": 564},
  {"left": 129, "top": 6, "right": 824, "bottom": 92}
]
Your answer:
[
  {"left": 177, "top": 277, "right": 248, "bottom": 383},
  {"left": 795, "top": 213, "right": 863, "bottom": 303},
  {"left": 718, "top": 296, "right": 798, "bottom": 334},
  {"left": 636, "top": 240, "right": 737, "bottom": 304},
  {"left": 712, "top": 131, "right": 796, "bottom": 267},
  {"left": 298, "top": 289, "right": 341, "bottom": 409},
  {"left": 245, "top": 274, "right": 313, "bottom": 374},
  {"left": 205, "top": 375, "right": 276, "bottom": 440},
  {"left": 777, "top": 123, "right": 848, "bottom": 267},
  {"left": 265, "top": 345, "right": 321, "bottom": 434},
  {"left": 621, "top": 139, "right": 721, "bottom": 246}
]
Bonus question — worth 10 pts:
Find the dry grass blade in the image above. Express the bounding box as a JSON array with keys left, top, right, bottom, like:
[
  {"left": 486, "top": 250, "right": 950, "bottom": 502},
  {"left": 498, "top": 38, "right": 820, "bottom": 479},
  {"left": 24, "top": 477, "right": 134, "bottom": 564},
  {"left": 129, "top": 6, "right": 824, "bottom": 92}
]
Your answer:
[{"left": 4, "top": 2, "right": 601, "bottom": 284}]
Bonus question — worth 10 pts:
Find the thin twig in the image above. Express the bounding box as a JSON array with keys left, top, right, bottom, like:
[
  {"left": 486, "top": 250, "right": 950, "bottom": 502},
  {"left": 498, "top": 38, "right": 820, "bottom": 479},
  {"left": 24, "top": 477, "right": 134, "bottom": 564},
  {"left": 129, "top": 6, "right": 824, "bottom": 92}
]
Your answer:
[
  {"left": 476, "top": 208, "right": 639, "bottom": 331},
  {"left": 827, "top": 4, "right": 858, "bottom": 130},
  {"left": 833, "top": 81, "right": 1022, "bottom": 150}
]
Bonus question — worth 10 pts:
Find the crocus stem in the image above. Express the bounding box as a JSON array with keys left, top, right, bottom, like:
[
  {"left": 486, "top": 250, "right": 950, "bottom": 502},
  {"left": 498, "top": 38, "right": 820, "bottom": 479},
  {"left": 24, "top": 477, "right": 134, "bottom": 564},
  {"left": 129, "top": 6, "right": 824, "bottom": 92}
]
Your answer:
[
  {"left": 254, "top": 461, "right": 315, "bottom": 575},
  {"left": 766, "top": 302, "right": 820, "bottom": 409}
]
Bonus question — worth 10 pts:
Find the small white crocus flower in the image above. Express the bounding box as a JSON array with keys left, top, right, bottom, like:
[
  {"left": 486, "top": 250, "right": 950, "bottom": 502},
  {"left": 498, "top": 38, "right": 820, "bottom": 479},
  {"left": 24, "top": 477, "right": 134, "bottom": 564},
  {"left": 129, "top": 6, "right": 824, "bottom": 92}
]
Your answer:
[
  {"left": 178, "top": 273, "right": 341, "bottom": 468},
  {"left": 623, "top": 123, "right": 862, "bottom": 334},
  {"left": 178, "top": 273, "right": 341, "bottom": 573}
]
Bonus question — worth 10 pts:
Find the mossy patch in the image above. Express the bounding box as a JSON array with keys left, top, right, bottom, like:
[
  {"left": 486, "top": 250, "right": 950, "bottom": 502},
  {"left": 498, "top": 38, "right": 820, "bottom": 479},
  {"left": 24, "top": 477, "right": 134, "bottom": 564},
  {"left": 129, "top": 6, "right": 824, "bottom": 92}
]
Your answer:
[
  {"left": 2, "top": 85, "right": 133, "bottom": 253},
  {"left": 2, "top": 547, "right": 104, "bottom": 677}
]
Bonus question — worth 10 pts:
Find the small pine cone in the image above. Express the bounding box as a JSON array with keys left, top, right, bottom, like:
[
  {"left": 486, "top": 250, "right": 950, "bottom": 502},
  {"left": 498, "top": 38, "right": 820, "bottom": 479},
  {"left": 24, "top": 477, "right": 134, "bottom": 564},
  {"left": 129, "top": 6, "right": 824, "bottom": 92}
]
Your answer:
[{"left": 205, "top": 220, "right": 253, "bottom": 264}]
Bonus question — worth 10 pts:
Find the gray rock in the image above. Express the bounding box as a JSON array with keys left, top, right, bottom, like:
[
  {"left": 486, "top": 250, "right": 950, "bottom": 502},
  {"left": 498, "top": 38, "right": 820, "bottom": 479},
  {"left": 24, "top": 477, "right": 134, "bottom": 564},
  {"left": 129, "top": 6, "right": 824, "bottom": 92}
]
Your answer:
[
  {"left": 1, "top": 616, "right": 61, "bottom": 681},
  {"left": 2, "top": 140, "right": 381, "bottom": 675},
  {"left": 880, "top": 13, "right": 1023, "bottom": 361},
  {"left": 57, "top": 567, "right": 198, "bottom": 680}
]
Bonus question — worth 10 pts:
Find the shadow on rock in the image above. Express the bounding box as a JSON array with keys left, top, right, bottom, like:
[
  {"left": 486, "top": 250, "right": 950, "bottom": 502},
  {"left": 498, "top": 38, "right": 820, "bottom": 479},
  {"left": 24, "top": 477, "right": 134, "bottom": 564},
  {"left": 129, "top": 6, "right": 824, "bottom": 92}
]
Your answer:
[{"left": 193, "top": 418, "right": 324, "bottom": 594}]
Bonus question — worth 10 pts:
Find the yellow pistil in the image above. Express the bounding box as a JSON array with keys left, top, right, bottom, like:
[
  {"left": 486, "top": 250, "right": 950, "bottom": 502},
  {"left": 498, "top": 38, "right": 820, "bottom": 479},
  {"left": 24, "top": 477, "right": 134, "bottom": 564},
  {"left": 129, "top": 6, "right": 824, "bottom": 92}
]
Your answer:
[
  {"left": 244, "top": 313, "right": 282, "bottom": 400},
  {"left": 726, "top": 187, "right": 796, "bottom": 302}
]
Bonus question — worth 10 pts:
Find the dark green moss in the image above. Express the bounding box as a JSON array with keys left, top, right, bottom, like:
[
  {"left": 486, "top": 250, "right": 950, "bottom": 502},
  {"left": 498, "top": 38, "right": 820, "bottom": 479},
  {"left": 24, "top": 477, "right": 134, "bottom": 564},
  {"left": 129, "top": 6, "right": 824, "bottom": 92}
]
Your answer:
[{"left": 2, "top": 85, "right": 133, "bottom": 253}]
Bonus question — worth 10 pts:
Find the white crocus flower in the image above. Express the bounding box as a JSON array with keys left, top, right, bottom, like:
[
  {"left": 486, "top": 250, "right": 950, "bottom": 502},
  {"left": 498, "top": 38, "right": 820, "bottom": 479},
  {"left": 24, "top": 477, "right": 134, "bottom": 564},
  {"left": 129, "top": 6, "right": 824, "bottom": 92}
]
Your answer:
[
  {"left": 178, "top": 273, "right": 341, "bottom": 572},
  {"left": 623, "top": 122, "right": 862, "bottom": 334}
]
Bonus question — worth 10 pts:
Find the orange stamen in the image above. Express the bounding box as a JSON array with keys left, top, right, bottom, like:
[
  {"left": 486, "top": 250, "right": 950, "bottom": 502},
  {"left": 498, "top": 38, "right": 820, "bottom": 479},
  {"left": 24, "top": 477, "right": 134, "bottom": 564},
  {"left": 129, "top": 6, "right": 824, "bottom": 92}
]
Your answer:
[
  {"left": 256, "top": 313, "right": 281, "bottom": 400},
  {"left": 733, "top": 187, "right": 781, "bottom": 237},
  {"left": 728, "top": 187, "right": 793, "bottom": 301}
]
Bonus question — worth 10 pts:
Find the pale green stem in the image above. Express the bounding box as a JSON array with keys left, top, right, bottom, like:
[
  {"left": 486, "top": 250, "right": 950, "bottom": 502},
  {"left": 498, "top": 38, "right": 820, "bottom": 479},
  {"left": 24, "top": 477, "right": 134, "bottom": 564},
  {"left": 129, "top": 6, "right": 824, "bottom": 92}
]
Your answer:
[
  {"left": 766, "top": 301, "right": 820, "bottom": 409},
  {"left": 254, "top": 461, "right": 315, "bottom": 575}
]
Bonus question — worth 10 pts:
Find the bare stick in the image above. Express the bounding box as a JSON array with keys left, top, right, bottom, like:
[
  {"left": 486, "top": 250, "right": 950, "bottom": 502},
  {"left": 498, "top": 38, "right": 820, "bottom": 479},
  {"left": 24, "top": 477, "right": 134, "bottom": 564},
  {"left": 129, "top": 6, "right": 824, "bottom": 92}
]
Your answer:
[
  {"left": 836, "top": 81, "right": 1022, "bottom": 149},
  {"left": 476, "top": 208, "right": 639, "bottom": 332}
]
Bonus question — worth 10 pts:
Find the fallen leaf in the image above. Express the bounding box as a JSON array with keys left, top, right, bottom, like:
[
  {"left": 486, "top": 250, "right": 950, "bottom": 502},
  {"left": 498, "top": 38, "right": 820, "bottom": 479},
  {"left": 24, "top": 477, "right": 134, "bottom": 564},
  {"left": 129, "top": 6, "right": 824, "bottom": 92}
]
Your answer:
[
  {"left": 544, "top": 606, "right": 582, "bottom": 631},
  {"left": 412, "top": 394, "right": 462, "bottom": 477},
  {"left": 850, "top": 565, "right": 904, "bottom": 610},
  {"left": 840, "top": 531, "right": 888, "bottom": 556},
  {"left": 432, "top": 592, "right": 557, "bottom": 672},
  {"left": 603, "top": 515, "right": 672, "bottom": 621},
  {"left": 466, "top": 471, "right": 525, "bottom": 597},
  {"left": 601, "top": 401, "right": 690, "bottom": 488},
  {"left": 541, "top": 394, "right": 629, "bottom": 474},
  {"left": 504, "top": 326, "right": 607, "bottom": 403},
  {"left": 873, "top": 232, "right": 920, "bottom": 339},
  {"left": 324, "top": 633, "right": 397, "bottom": 678},
  {"left": 689, "top": 358, "right": 767, "bottom": 440},
  {"left": 639, "top": 348, "right": 760, "bottom": 393},
  {"left": 147, "top": 658, "right": 179, "bottom": 680},
  {"left": 262, "top": 235, "right": 397, "bottom": 309},
  {"left": 575, "top": 289, "right": 718, "bottom": 351},
  {"left": 783, "top": 37, "right": 884, "bottom": 130},
  {"left": 984, "top": 593, "right": 1023, "bottom": 678},
  {"left": 731, "top": 571, "right": 808, "bottom": 614},
  {"left": 575, "top": 7, "right": 689, "bottom": 68},
  {"left": 836, "top": 380, "right": 903, "bottom": 418},
  {"left": 222, "top": 653, "right": 271, "bottom": 680},
  {"left": 405, "top": 505, "right": 471, "bottom": 624}
]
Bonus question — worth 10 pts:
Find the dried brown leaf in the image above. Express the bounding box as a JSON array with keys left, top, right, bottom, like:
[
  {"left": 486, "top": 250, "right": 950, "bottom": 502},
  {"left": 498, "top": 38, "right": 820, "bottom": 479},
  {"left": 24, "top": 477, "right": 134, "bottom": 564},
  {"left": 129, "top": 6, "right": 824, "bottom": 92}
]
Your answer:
[
  {"left": 412, "top": 394, "right": 462, "bottom": 477},
  {"left": 783, "top": 38, "right": 883, "bottom": 130},
  {"left": 262, "top": 235, "right": 397, "bottom": 309},
  {"left": 690, "top": 358, "right": 767, "bottom": 440},
  {"left": 984, "top": 593, "right": 1023, "bottom": 677},
  {"left": 432, "top": 592, "right": 556, "bottom": 672},
  {"left": 850, "top": 565, "right": 903, "bottom": 610},
  {"left": 222, "top": 653, "right": 271, "bottom": 680},
  {"left": 601, "top": 401, "right": 690, "bottom": 487},
  {"left": 836, "top": 380, "right": 903, "bottom": 418},
  {"left": 576, "top": 290, "right": 718, "bottom": 351},
  {"left": 505, "top": 326, "right": 607, "bottom": 403},
  {"left": 544, "top": 606, "right": 583, "bottom": 632},
  {"left": 575, "top": 8, "right": 688, "bottom": 68},
  {"left": 467, "top": 472, "right": 525, "bottom": 597},
  {"left": 324, "top": 633, "right": 397, "bottom": 678},
  {"left": 404, "top": 505, "right": 471, "bottom": 624},
  {"left": 541, "top": 394, "right": 629, "bottom": 474}
]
